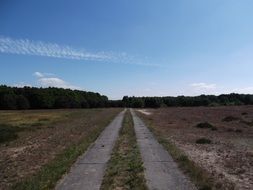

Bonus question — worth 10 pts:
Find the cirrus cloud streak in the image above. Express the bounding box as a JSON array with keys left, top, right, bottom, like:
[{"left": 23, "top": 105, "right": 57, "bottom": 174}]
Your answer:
[{"left": 0, "top": 36, "right": 158, "bottom": 67}]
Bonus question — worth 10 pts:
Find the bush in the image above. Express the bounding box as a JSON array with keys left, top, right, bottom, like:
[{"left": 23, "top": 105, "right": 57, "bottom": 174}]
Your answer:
[
  {"left": 0, "top": 124, "right": 19, "bottom": 143},
  {"left": 196, "top": 122, "right": 215, "bottom": 129},
  {"left": 199, "top": 185, "right": 212, "bottom": 190},
  {"left": 222, "top": 116, "right": 240, "bottom": 122},
  {"left": 211, "top": 126, "right": 217, "bottom": 131},
  {"left": 235, "top": 129, "right": 242, "bottom": 133},
  {"left": 196, "top": 138, "right": 212, "bottom": 144},
  {"left": 196, "top": 122, "right": 213, "bottom": 128},
  {"left": 227, "top": 128, "right": 234, "bottom": 132},
  {"left": 241, "top": 112, "right": 248, "bottom": 116}
]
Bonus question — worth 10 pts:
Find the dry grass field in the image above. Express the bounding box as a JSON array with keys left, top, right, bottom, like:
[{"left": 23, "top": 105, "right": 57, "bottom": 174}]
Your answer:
[
  {"left": 137, "top": 106, "right": 253, "bottom": 190},
  {"left": 0, "top": 108, "right": 122, "bottom": 190}
]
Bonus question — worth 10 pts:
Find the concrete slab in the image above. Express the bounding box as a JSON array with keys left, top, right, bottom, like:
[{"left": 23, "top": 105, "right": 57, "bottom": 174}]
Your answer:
[
  {"left": 55, "top": 109, "right": 126, "bottom": 190},
  {"left": 131, "top": 109, "right": 196, "bottom": 190},
  {"left": 56, "top": 164, "right": 106, "bottom": 190}
]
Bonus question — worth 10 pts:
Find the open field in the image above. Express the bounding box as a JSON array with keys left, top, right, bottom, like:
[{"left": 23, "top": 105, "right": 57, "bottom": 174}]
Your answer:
[
  {"left": 0, "top": 108, "right": 122, "bottom": 190},
  {"left": 137, "top": 106, "right": 253, "bottom": 190}
]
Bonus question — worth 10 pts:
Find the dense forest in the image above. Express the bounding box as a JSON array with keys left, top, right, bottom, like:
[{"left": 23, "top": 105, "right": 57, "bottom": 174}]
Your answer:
[
  {"left": 121, "top": 94, "right": 253, "bottom": 108},
  {"left": 0, "top": 85, "right": 108, "bottom": 109},
  {"left": 0, "top": 85, "right": 253, "bottom": 109}
]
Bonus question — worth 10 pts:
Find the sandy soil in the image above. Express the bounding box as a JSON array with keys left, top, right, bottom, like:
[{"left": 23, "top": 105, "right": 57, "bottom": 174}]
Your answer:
[
  {"left": 0, "top": 108, "right": 121, "bottom": 190},
  {"left": 136, "top": 109, "right": 152, "bottom": 115},
  {"left": 138, "top": 106, "right": 253, "bottom": 190}
]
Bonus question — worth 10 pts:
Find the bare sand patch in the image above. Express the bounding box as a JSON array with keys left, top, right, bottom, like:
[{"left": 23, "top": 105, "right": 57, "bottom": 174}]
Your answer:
[{"left": 136, "top": 109, "right": 152, "bottom": 115}]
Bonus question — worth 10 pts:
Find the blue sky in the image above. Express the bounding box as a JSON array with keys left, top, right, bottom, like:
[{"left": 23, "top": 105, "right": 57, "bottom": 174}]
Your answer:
[{"left": 0, "top": 0, "right": 253, "bottom": 99}]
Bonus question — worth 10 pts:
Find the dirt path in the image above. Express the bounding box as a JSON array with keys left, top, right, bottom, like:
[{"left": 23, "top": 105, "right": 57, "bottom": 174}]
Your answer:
[
  {"left": 55, "top": 109, "right": 126, "bottom": 190},
  {"left": 131, "top": 109, "right": 196, "bottom": 190}
]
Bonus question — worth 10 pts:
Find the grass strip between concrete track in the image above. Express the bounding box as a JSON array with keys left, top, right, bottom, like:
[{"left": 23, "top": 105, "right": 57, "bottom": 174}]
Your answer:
[
  {"left": 138, "top": 115, "right": 217, "bottom": 190},
  {"left": 101, "top": 110, "right": 147, "bottom": 190},
  {"left": 12, "top": 111, "right": 120, "bottom": 190}
]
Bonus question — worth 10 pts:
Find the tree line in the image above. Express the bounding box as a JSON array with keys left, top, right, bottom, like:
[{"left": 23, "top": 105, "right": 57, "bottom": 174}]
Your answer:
[
  {"left": 0, "top": 85, "right": 108, "bottom": 109},
  {"left": 120, "top": 94, "right": 253, "bottom": 108},
  {"left": 1, "top": 85, "right": 253, "bottom": 109}
]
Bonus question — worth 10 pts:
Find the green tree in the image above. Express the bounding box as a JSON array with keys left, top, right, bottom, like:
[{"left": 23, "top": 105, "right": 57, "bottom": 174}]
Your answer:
[
  {"left": 1, "top": 94, "right": 17, "bottom": 109},
  {"left": 16, "top": 95, "right": 30, "bottom": 109}
]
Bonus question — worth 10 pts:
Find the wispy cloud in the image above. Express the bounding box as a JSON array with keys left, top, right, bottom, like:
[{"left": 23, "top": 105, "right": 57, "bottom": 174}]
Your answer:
[
  {"left": 33, "top": 72, "right": 82, "bottom": 90},
  {"left": 0, "top": 36, "right": 159, "bottom": 67},
  {"left": 190, "top": 83, "right": 217, "bottom": 90},
  {"left": 33, "top": 71, "right": 44, "bottom": 78},
  {"left": 13, "top": 82, "right": 31, "bottom": 88},
  {"left": 189, "top": 82, "right": 218, "bottom": 95},
  {"left": 232, "top": 87, "right": 253, "bottom": 94}
]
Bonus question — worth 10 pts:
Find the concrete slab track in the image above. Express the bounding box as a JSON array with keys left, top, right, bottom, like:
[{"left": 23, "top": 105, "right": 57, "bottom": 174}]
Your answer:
[
  {"left": 131, "top": 109, "right": 196, "bottom": 190},
  {"left": 56, "top": 109, "right": 126, "bottom": 190}
]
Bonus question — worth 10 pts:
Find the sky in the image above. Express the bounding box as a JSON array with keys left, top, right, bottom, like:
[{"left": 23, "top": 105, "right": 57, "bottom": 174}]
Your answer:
[{"left": 0, "top": 0, "right": 253, "bottom": 99}]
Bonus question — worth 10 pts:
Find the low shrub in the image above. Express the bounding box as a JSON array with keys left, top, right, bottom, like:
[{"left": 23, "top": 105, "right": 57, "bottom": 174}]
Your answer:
[
  {"left": 0, "top": 124, "right": 19, "bottom": 143},
  {"left": 211, "top": 126, "right": 217, "bottom": 131},
  {"left": 196, "top": 138, "right": 212, "bottom": 144},
  {"left": 235, "top": 129, "right": 242, "bottom": 133},
  {"left": 227, "top": 128, "right": 234, "bottom": 132},
  {"left": 199, "top": 185, "right": 212, "bottom": 190},
  {"left": 222, "top": 116, "right": 240, "bottom": 122},
  {"left": 195, "top": 122, "right": 217, "bottom": 131},
  {"left": 195, "top": 122, "right": 213, "bottom": 129}
]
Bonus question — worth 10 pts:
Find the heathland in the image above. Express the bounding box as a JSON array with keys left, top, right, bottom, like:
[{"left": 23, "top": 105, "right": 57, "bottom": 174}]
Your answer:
[
  {"left": 137, "top": 106, "right": 253, "bottom": 189},
  {"left": 0, "top": 108, "right": 122, "bottom": 189}
]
